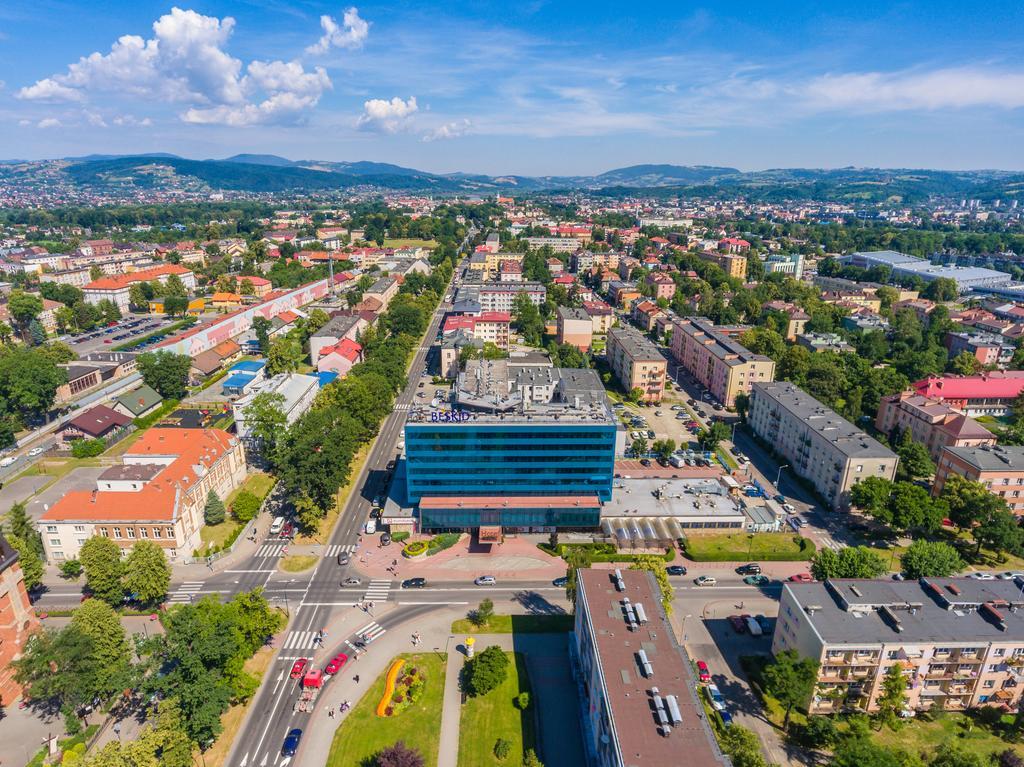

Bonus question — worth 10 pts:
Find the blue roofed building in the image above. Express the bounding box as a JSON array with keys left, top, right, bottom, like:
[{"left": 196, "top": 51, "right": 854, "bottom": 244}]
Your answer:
[{"left": 221, "top": 360, "right": 267, "bottom": 397}]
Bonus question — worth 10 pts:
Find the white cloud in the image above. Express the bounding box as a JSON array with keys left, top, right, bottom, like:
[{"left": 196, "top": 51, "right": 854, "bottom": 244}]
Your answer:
[
  {"left": 802, "top": 67, "right": 1024, "bottom": 111},
  {"left": 84, "top": 111, "right": 107, "bottom": 128},
  {"left": 37, "top": 118, "right": 62, "bottom": 129},
  {"left": 16, "top": 7, "right": 332, "bottom": 126},
  {"left": 356, "top": 96, "right": 418, "bottom": 133},
  {"left": 112, "top": 115, "right": 154, "bottom": 127},
  {"left": 422, "top": 118, "right": 471, "bottom": 141},
  {"left": 307, "top": 7, "right": 369, "bottom": 55}
]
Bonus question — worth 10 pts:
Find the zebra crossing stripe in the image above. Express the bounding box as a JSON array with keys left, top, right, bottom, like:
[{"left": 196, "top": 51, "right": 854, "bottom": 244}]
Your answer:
[{"left": 325, "top": 544, "right": 357, "bottom": 556}]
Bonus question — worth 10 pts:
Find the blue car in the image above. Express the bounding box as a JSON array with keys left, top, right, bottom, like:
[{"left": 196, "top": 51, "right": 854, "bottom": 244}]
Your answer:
[
  {"left": 282, "top": 728, "right": 303, "bottom": 757},
  {"left": 720, "top": 710, "right": 734, "bottom": 727}
]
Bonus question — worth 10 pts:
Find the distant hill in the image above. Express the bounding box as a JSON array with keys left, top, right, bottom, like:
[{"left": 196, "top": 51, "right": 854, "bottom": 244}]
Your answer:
[
  {"left": 221, "top": 154, "right": 295, "bottom": 167},
  {"left": 591, "top": 164, "right": 740, "bottom": 186}
]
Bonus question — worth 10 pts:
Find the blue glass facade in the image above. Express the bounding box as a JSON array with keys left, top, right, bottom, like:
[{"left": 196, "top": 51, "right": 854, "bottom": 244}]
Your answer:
[{"left": 405, "top": 420, "right": 617, "bottom": 505}]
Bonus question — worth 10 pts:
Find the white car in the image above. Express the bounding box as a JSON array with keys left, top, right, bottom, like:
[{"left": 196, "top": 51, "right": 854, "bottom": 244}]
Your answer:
[
  {"left": 782, "top": 503, "right": 796, "bottom": 513},
  {"left": 27, "top": 447, "right": 45, "bottom": 457},
  {"left": 474, "top": 575, "right": 496, "bottom": 586},
  {"left": 999, "top": 572, "right": 1024, "bottom": 580},
  {"left": 706, "top": 684, "right": 726, "bottom": 711},
  {"left": 970, "top": 572, "right": 997, "bottom": 580},
  {"left": 0, "top": 456, "right": 17, "bottom": 468}
]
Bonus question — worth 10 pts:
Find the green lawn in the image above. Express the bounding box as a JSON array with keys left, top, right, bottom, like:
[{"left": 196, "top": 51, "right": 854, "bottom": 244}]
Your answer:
[
  {"left": 200, "top": 520, "right": 242, "bottom": 550},
  {"left": 450, "top": 614, "right": 573, "bottom": 634},
  {"left": 278, "top": 554, "right": 318, "bottom": 572},
  {"left": 683, "top": 532, "right": 815, "bottom": 562},
  {"left": 869, "top": 712, "right": 1023, "bottom": 762},
  {"left": 225, "top": 471, "right": 276, "bottom": 507},
  {"left": 326, "top": 653, "right": 446, "bottom": 767},
  {"left": 458, "top": 652, "right": 535, "bottom": 767},
  {"left": 383, "top": 238, "right": 439, "bottom": 250}
]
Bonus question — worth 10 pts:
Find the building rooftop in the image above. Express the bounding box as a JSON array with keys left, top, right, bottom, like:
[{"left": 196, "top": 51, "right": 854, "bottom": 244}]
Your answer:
[
  {"left": 913, "top": 371, "right": 1024, "bottom": 401},
  {"left": 944, "top": 444, "right": 1024, "bottom": 472},
  {"left": 557, "top": 306, "right": 591, "bottom": 322},
  {"left": 64, "top": 405, "right": 133, "bottom": 437},
  {"left": 98, "top": 463, "right": 165, "bottom": 482},
  {"left": 752, "top": 381, "right": 897, "bottom": 460},
  {"left": 576, "top": 568, "right": 731, "bottom": 767},
  {"left": 674, "top": 317, "right": 773, "bottom": 367},
  {"left": 112, "top": 384, "right": 162, "bottom": 416},
  {"left": 784, "top": 577, "right": 1024, "bottom": 644},
  {"left": 607, "top": 326, "right": 664, "bottom": 362},
  {"left": 234, "top": 373, "right": 318, "bottom": 412},
  {"left": 85, "top": 264, "right": 192, "bottom": 291},
  {"left": 847, "top": 251, "right": 1011, "bottom": 286}
]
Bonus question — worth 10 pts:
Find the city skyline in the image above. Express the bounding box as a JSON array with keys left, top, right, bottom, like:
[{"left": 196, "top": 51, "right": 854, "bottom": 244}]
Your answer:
[{"left": 3, "top": 0, "right": 1024, "bottom": 175}]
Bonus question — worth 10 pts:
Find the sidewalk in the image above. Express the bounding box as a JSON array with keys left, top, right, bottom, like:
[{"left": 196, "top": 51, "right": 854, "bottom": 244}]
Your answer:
[{"left": 353, "top": 534, "right": 566, "bottom": 582}]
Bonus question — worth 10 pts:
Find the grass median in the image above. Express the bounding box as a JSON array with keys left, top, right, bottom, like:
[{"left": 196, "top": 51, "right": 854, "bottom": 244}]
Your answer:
[
  {"left": 683, "top": 532, "right": 815, "bottom": 562},
  {"left": 458, "top": 651, "right": 535, "bottom": 766},
  {"left": 450, "top": 614, "right": 573, "bottom": 634}
]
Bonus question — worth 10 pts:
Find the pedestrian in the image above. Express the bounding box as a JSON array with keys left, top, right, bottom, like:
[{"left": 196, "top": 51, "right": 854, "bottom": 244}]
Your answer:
[{"left": 354, "top": 674, "right": 360, "bottom": 684}]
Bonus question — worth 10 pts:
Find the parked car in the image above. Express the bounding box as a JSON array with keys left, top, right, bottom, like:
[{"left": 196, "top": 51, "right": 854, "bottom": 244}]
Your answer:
[
  {"left": 337, "top": 552, "right": 350, "bottom": 566},
  {"left": 743, "top": 575, "right": 770, "bottom": 586},
  {"left": 281, "top": 728, "right": 303, "bottom": 757},
  {"left": 694, "top": 575, "right": 717, "bottom": 587},
  {"left": 324, "top": 653, "right": 349, "bottom": 675},
  {"left": 729, "top": 615, "right": 747, "bottom": 633},
  {"left": 788, "top": 573, "right": 814, "bottom": 583},
  {"left": 290, "top": 658, "right": 308, "bottom": 679},
  {"left": 27, "top": 447, "right": 44, "bottom": 457},
  {"left": 783, "top": 503, "right": 796, "bottom": 513},
  {"left": 402, "top": 577, "right": 427, "bottom": 589},
  {"left": 666, "top": 565, "right": 687, "bottom": 576},
  {"left": 705, "top": 684, "right": 726, "bottom": 711},
  {"left": 755, "top": 615, "right": 772, "bottom": 633},
  {"left": 553, "top": 576, "right": 568, "bottom": 588},
  {"left": 970, "top": 572, "right": 997, "bottom": 580},
  {"left": 735, "top": 563, "right": 761, "bottom": 576},
  {"left": 280, "top": 522, "right": 294, "bottom": 539},
  {"left": 640, "top": 459, "right": 652, "bottom": 467},
  {"left": 774, "top": 494, "right": 786, "bottom": 503},
  {"left": 474, "top": 575, "right": 496, "bottom": 586},
  {"left": 719, "top": 710, "right": 734, "bottom": 727},
  {"left": 696, "top": 660, "right": 711, "bottom": 683},
  {"left": 999, "top": 572, "right": 1024, "bottom": 580}
]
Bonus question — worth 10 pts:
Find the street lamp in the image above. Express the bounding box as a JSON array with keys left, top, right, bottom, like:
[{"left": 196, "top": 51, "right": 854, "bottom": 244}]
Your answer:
[{"left": 775, "top": 464, "right": 789, "bottom": 490}]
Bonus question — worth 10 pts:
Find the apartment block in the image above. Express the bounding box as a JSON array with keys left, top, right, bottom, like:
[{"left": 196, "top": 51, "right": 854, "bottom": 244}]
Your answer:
[
  {"left": 934, "top": 445, "right": 1024, "bottom": 514},
  {"left": 699, "top": 251, "right": 747, "bottom": 280},
  {"left": 556, "top": 306, "right": 593, "bottom": 351},
  {"left": 442, "top": 311, "right": 512, "bottom": 349},
  {"left": 606, "top": 326, "right": 666, "bottom": 403},
  {"left": 670, "top": 317, "right": 775, "bottom": 408},
  {"left": 83, "top": 264, "right": 197, "bottom": 312},
  {"left": 946, "top": 331, "right": 1015, "bottom": 368},
  {"left": 774, "top": 578, "right": 1024, "bottom": 715},
  {"left": 876, "top": 391, "right": 995, "bottom": 462},
  {"left": 747, "top": 381, "right": 897, "bottom": 508},
  {"left": 581, "top": 301, "right": 614, "bottom": 334}
]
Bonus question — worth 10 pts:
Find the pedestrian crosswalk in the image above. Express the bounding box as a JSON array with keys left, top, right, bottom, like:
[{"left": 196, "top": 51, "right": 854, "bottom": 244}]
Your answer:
[
  {"left": 394, "top": 403, "right": 411, "bottom": 411},
  {"left": 255, "top": 543, "right": 287, "bottom": 558},
  {"left": 363, "top": 579, "right": 392, "bottom": 602},
  {"left": 282, "top": 630, "right": 323, "bottom": 650},
  {"left": 168, "top": 581, "right": 203, "bottom": 603},
  {"left": 326, "top": 543, "right": 357, "bottom": 557},
  {"left": 346, "top": 620, "right": 386, "bottom": 651}
]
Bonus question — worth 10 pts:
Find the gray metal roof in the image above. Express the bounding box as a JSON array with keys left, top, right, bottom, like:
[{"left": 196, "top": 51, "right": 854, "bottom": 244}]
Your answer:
[
  {"left": 786, "top": 578, "right": 1024, "bottom": 644},
  {"left": 607, "top": 325, "right": 663, "bottom": 361},
  {"left": 944, "top": 444, "right": 1024, "bottom": 472}
]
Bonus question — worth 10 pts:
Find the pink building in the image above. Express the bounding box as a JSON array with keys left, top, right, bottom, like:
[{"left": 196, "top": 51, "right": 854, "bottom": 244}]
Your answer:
[{"left": 317, "top": 338, "right": 363, "bottom": 376}]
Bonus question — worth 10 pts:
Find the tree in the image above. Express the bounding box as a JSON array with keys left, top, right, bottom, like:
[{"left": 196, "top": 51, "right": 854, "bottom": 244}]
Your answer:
[
  {"left": 790, "top": 716, "right": 839, "bottom": 749},
  {"left": 54, "top": 306, "right": 76, "bottom": 334},
  {"left": 96, "top": 299, "right": 121, "bottom": 324},
  {"left": 8, "top": 499, "right": 42, "bottom": 556},
  {"left": 376, "top": 741, "right": 425, "bottom": 767},
  {"left": 60, "top": 558, "right": 84, "bottom": 579},
  {"left": 997, "top": 750, "right": 1024, "bottom": 767},
  {"left": 699, "top": 421, "right": 730, "bottom": 453},
  {"left": 242, "top": 391, "right": 287, "bottom": 454},
  {"left": 831, "top": 737, "right": 905, "bottom": 767},
  {"left": 204, "top": 490, "right": 226, "bottom": 525},
  {"left": 82, "top": 698, "right": 195, "bottom": 767},
  {"left": 522, "top": 750, "right": 545, "bottom": 767},
  {"left": 974, "top": 508, "right": 1024, "bottom": 559},
  {"left": 79, "top": 535, "right": 125, "bottom": 605},
  {"left": 124, "top": 540, "right": 170, "bottom": 605},
  {"left": 810, "top": 546, "right": 887, "bottom": 580},
  {"left": 652, "top": 438, "right": 676, "bottom": 463},
  {"left": 252, "top": 316, "right": 272, "bottom": 355},
  {"left": 942, "top": 474, "right": 1005, "bottom": 529},
  {"left": 875, "top": 663, "right": 908, "bottom": 730},
  {"left": 739, "top": 326, "right": 785, "bottom": 360},
  {"left": 923, "top": 277, "right": 959, "bottom": 302},
  {"left": 511, "top": 292, "right": 544, "bottom": 347},
  {"left": 929, "top": 744, "right": 987, "bottom": 767},
  {"left": 266, "top": 336, "right": 303, "bottom": 375},
  {"left": 494, "top": 738, "right": 512, "bottom": 760},
  {"left": 0, "top": 321, "right": 12, "bottom": 344},
  {"left": 900, "top": 540, "right": 964, "bottom": 578},
  {"left": 762, "top": 649, "right": 818, "bottom": 730},
  {"left": 894, "top": 430, "right": 935, "bottom": 481},
  {"left": 27, "top": 319, "right": 46, "bottom": 346},
  {"left": 564, "top": 546, "right": 592, "bottom": 605},
  {"left": 163, "top": 295, "right": 190, "bottom": 316},
  {"left": 128, "top": 283, "right": 148, "bottom": 310},
  {"left": 14, "top": 625, "right": 102, "bottom": 712},
  {"left": 164, "top": 273, "right": 188, "bottom": 297},
  {"left": 90, "top": 265, "right": 103, "bottom": 281},
  {"left": 627, "top": 387, "right": 644, "bottom": 404},
  {"left": 630, "top": 555, "right": 674, "bottom": 615},
  {"left": 469, "top": 598, "right": 494, "bottom": 628},
  {"left": 7, "top": 289, "right": 43, "bottom": 337},
  {"left": 734, "top": 391, "right": 749, "bottom": 423},
  {"left": 463, "top": 645, "right": 509, "bottom": 697},
  {"left": 949, "top": 350, "right": 983, "bottom": 376},
  {"left": 9, "top": 534, "right": 43, "bottom": 591},
  {"left": 0, "top": 346, "right": 66, "bottom": 417},
  {"left": 719, "top": 725, "right": 767, "bottom": 767},
  {"left": 231, "top": 490, "right": 262, "bottom": 523},
  {"left": 883, "top": 482, "right": 943, "bottom": 533},
  {"left": 70, "top": 599, "right": 132, "bottom": 696},
  {"left": 631, "top": 436, "right": 648, "bottom": 457},
  {"left": 137, "top": 350, "right": 191, "bottom": 399}
]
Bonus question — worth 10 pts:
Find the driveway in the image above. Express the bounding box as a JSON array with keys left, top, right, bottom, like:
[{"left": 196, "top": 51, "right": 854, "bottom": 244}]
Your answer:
[
  {"left": 0, "top": 475, "right": 51, "bottom": 509},
  {"left": 25, "top": 467, "right": 107, "bottom": 521}
]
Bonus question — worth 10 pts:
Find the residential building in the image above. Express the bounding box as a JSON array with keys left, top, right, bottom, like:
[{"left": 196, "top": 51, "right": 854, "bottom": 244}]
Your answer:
[
  {"left": 607, "top": 281, "right": 641, "bottom": 308},
  {"left": 483, "top": 232, "right": 501, "bottom": 254},
  {"left": 842, "top": 315, "right": 891, "bottom": 334},
  {"left": 893, "top": 299, "right": 937, "bottom": 324},
  {"left": 670, "top": 317, "right": 775, "bottom": 407},
  {"left": 911, "top": 372, "right": 1024, "bottom": 417},
  {"left": 765, "top": 253, "right": 804, "bottom": 279},
  {"left": 442, "top": 312, "right": 512, "bottom": 350},
  {"left": 699, "top": 251, "right": 747, "bottom": 280},
  {"left": 606, "top": 326, "right": 667, "bottom": 403},
  {"left": 631, "top": 300, "right": 665, "bottom": 332},
  {"left": 556, "top": 306, "right": 593, "bottom": 351},
  {"left": 646, "top": 272, "right": 677, "bottom": 300},
  {"left": 0, "top": 533, "right": 41, "bottom": 704},
  {"left": 524, "top": 237, "right": 580, "bottom": 253},
  {"left": 763, "top": 301, "right": 809, "bottom": 341},
  {"left": 876, "top": 391, "right": 995, "bottom": 462},
  {"left": 316, "top": 338, "right": 363, "bottom": 376},
  {"left": 188, "top": 340, "right": 241, "bottom": 384},
  {"left": 454, "top": 281, "right": 545, "bottom": 312},
  {"left": 719, "top": 237, "right": 750, "bottom": 253},
  {"left": 55, "top": 405, "right": 133, "bottom": 450},
  {"left": 573, "top": 568, "right": 730, "bottom": 767},
  {"left": 747, "top": 381, "right": 898, "bottom": 508},
  {"left": 233, "top": 373, "right": 319, "bottom": 448},
  {"left": 581, "top": 300, "right": 614, "bottom": 334},
  {"left": 498, "top": 260, "right": 523, "bottom": 282},
  {"left": 796, "top": 332, "right": 855, "bottom": 354},
  {"left": 83, "top": 265, "right": 197, "bottom": 312},
  {"left": 363, "top": 275, "right": 400, "bottom": 311},
  {"left": 774, "top": 577, "right": 1024, "bottom": 715},
  {"left": 934, "top": 445, "right": 1024, "bottom": 514},
  {"left": 310, "top": 314, "right": 368, "bottom": 360},
  {"left": 39, "top": 428, "right": 247, "bottom": 562},
  {"left": 841, "top": 250, "right": 1012, "bottom": 293},
  {"left": 55, "top": 365, "right": 103, "bottom": 404},
  {"left": 404, "top": 360, "right": 617, "bottom": 532},
  {"left": 946, "top": 331, "right": 1015, "bottom": 368},
  {"left": 111, "top": 384, "right": 163, "bottom": 420},
  {"left": 211, "top": 292, "right": 243, "bottom": 312},
  {"left": 221, "top": 360, "right": 267, "bottom": 397}
]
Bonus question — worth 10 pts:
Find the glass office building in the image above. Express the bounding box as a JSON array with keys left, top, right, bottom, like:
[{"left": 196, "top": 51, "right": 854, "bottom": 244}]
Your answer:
[{"left": 404, "top": 361, "right": 618, "bottom": 531}]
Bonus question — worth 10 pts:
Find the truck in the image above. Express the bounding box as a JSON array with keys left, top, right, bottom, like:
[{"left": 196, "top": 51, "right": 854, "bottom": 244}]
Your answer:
[
  {"left": 745, "top": 616, "right": 763, "bottom": 637},
  {"left": 297, "top": 669, "right": 323, "bottom": 713}
]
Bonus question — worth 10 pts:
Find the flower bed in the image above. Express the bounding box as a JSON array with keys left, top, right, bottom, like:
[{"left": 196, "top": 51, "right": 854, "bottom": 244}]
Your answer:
[
  {"left": 403, "top": 541, "right": 429, "bottom": 559},
  {"left": 379, "top": 663, "right": 426, "bottom": 717}
]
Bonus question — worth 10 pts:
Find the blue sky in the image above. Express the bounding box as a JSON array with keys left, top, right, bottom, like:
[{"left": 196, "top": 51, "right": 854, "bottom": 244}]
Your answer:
[{"left": 2, "top": 1, "right": 1024, "bottom": 175}]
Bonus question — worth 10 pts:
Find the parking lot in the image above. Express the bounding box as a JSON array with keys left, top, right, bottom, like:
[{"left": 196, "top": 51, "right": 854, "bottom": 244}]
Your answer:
[{"left": 64, "top": 315, "right": 177, "bottom": 355}]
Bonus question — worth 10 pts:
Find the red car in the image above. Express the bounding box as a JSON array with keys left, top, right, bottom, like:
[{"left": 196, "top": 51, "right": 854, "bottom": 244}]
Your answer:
[
  {"left": 788, "top": 572, "right": 814, "bottom": 583},
  {"left": 280, "top": 522, "right": 294, "bottom": 539},
  {"left": 290, "top": 658, "right": 308, "bottom": 679},
  {"left": 324, "top": 652, "right": 349, "bottom": 675},
  {"left": 729, "top": 615, "right": 747, "bottom": 633},
  {"left": 696, "top": 660, "right": 711, "bottom": 683}
]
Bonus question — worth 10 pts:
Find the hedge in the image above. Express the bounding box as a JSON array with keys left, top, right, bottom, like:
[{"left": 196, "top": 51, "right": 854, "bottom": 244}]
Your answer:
[
  {"left": 133, "top": 399, "right": 180, "bottom": 430},
  {"left": 391, "top": 531, "right": 410, "bottom": 542},
  {"left": 403, "top": 541, "right": 429, "bottom": 558},
  {"left": 538, "top": 542, "right": 676, "bottom": 563}
]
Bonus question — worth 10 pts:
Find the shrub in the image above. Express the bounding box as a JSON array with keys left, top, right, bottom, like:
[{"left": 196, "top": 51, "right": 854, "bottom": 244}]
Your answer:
[
  {"left": 232, "top": 490, "right": 261, "bottom": 523},
  {"left": 789, "top": 716, "right": 839, "bottom": 748},
  {"left": 494, "top": 738, "right": 512, "bottom": 760},
  {"left": 59, "top": 559, "right": 83, "bottom": 579},
  {"left": 464, "top": 645, "right": 509, "bottom": 697},
  {"left": 403, "top": 541, "right": 429, "bottom": 558},
  {"left": 391, "top": 531, "right": 410, "bottom": 542},
  {"left": 515, "top": 692, "right": 530, "bottom": 710},
  {"left": 70, "top": 438, "right": 106, "bottom": 458},
  {"left": 426, "top": 533, "right": 461, "bottom": 555}
]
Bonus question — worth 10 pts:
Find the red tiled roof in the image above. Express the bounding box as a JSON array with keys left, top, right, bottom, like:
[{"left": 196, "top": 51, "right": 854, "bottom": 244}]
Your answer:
[
  {"left": 914, "top": 372, "right": 1024, "bottom": 400},
  {"left": 320, "top": 337, "right": 362, "bottom": 361},
  {"left": 85, "top": 264, "right": 192, "bottom": 291},
  {"left": 62, "top": 405, "right": 132, "bottom": 438},
  {"left": 275, "top": 310, "right": 299, "bottom": 324}
]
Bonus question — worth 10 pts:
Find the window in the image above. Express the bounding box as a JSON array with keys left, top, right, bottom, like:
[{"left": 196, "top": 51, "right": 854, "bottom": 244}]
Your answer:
[
  {"left": 76, "top": 538, "right": 86, "bottom": 546},
  {"left": 99, "top": 527, "right": 109, "bottom": 537},
  {"left": 54, "top": 551, "right": 64, "bottom": 560},
  {"left": 46, "top": 525, "right": 57, "bottom": 533},
  {"left": 49, "top": 538, "right": 60, "bottom": 546},
  {"left": 127, "top": 528, "right": 136, "bottom": 539},
  {"left": 140, "top": 528, "right": 149, "bottom": 538},
  {"left": 856, "top": 465, "right": 863, "bottom": 473},
  {"left": 166, "top": 527, "right": 174, "bottom": 538},
  {"left": 995, "top": 648, "right": 1006, "bottom": 657},
  {"left": 113, "top": 528, "right": 123, "bottom": 539},
  {"left": 153, "top": 528, "right": 162, "bottom": 539},
  {"left": 73, "top": 525, "right": 85, "bottom": 533},
  {"left": 984, "top": 680, "right": 996, "bottom": 689}
]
